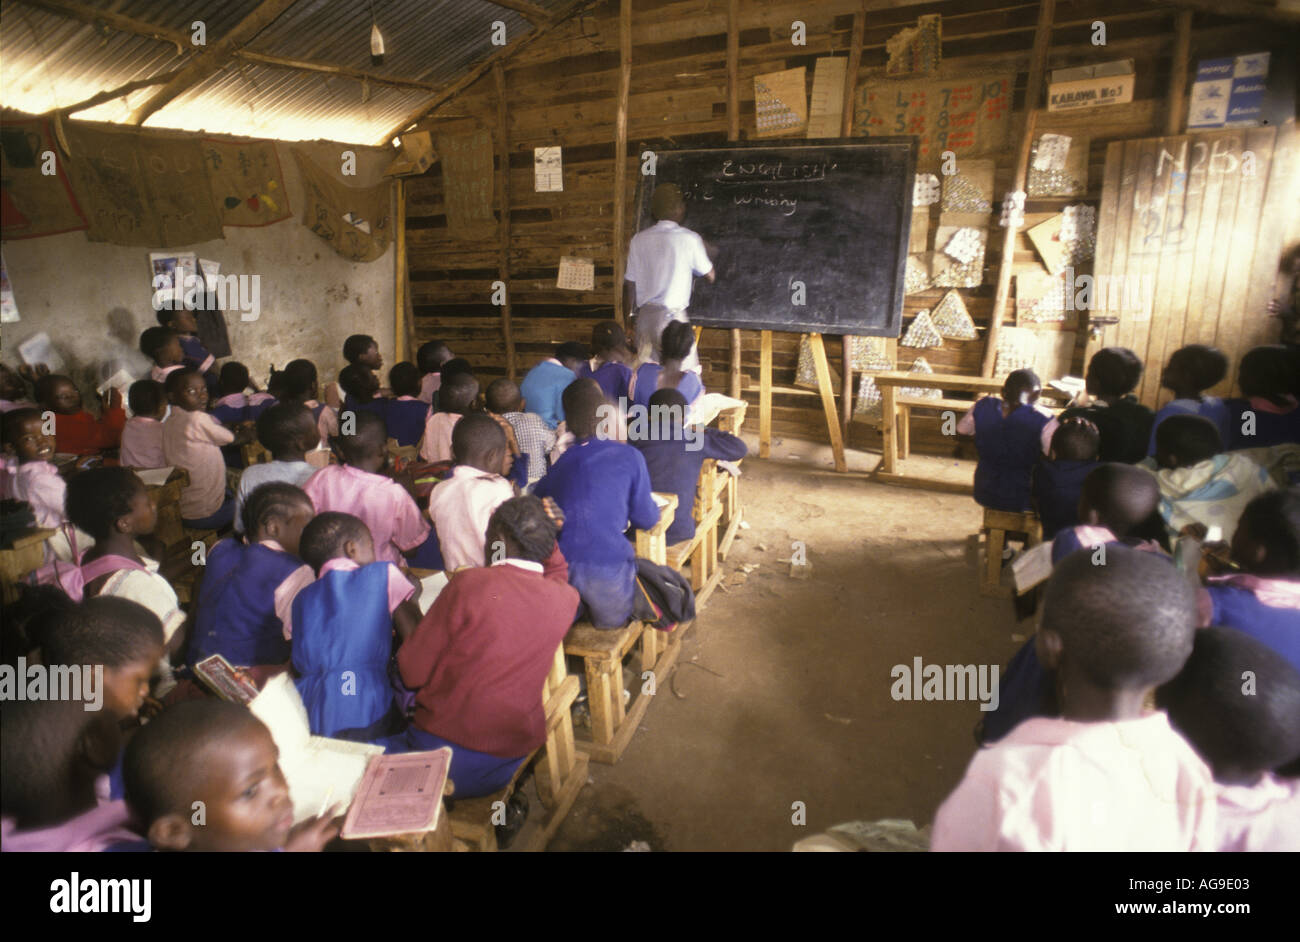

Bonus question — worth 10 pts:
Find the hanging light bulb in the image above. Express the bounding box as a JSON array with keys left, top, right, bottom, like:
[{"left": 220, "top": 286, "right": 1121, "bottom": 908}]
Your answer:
[{"left": 370, "top": 22, "right": 385, "bottom": 66}]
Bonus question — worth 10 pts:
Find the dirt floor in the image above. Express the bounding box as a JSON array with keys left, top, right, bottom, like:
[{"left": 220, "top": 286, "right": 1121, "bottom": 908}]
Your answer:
[{"left": 514, "top": 434, "right": 1030, "bottom": 852}]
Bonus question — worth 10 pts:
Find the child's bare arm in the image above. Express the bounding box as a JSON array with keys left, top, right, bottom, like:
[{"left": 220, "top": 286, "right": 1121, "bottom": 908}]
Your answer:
[
  {"left": 284, "top": 808, "right": 344, "bottom": 852},
  {"left": 392, "top": 599, "right": 422, "bottom": 643}
]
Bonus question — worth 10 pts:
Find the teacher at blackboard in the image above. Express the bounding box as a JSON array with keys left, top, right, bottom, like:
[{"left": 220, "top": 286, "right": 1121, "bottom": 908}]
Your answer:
[{"left": 624, "top": 183, "right": 714, "bottom": 371}]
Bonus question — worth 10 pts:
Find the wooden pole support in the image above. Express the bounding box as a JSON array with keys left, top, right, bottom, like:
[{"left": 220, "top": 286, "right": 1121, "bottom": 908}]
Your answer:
[
  {"left": 612, "top": 0, "right": 632, "bottom": 326},
  {"left": 981, "top": 0, "right": 1055, "bottom": 377},
  {"left": 759, "top": 330, "right": 772, "bottom": 458},
  {"left": 726, "top": 0, "right": 743, "bottom": 402},
  {"left": 808, "top": 333, "right": 848, "bottom": 472},
  {"left": 1165, "top": 9, "right": 1194, "bottom": 136},
  {"left": 493, "top": 61, "right": 517, "bottom": 380},
  {"left": 394, "top": 178, "right": 408, "bottom": 363}
]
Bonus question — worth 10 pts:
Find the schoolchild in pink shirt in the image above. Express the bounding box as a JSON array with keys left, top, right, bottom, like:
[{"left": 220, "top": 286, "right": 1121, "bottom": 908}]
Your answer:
[
  {"left": 932, "top": 547, "right": 1215, "bottom": 851},
  {"left": 1159, "top": 626, "right": 1300, "bottom": 852},
  {"left": 0, "top": 407, "right": 64, "bottom": 528},
  {"left": 0, "top": 700, "right": 140, "bottom": 853},
  {"left": 420, "top": 370, "right": 477, "bottom": 463},
  {"left": 140, "top": 325, "right": 185, "bottom": 385},
  {"left": 120, "top": 379, "right": 168, "bottom": 469},
  {"left": 417, "top": 340, "right": 453, "bottom": 405},
  {"left": 161, "top": 368, "right": 240, "bottom": 529},
  {"left": 303, "top": 409, "right": 431, "bottom": 566},
  {"left": 428, "top": 413, "right": 516, "bottom": 571}
]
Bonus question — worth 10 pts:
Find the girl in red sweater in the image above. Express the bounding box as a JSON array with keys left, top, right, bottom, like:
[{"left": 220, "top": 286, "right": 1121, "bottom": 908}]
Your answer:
[{"left": 36, "top": 374, "right": 126, "bottom": 457}]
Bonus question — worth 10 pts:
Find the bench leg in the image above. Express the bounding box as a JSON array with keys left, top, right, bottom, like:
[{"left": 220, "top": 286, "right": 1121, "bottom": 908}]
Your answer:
[
  {"left": 584, "top": 655, "right": 622, "bottom": 747},
  {"left": 983, "top": 527, "right": 1006, "bottom": 595},
  {"left": 898, "top": 405, "right": 911, "bottom": 460}
]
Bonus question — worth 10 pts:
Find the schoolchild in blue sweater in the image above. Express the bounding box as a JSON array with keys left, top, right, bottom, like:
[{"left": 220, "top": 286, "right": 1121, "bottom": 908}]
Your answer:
[
  {"left": 957, "top": 369, "right": 1052, "bottom": 512},
  {"left": 1032, "top": 417, "right": 1101, "bottom": 539},
  {"left": 534, "top": 378, "right": 660, "bottom": 628},
  {"left": 291, "top": 512, "right": 420, "bottom": 739},
  {"left": 189, "top": 483, "right": 315, "bottom": 669}
]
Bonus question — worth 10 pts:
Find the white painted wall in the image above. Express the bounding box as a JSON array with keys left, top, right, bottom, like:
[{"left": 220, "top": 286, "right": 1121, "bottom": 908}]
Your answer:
[{"left": 1, "top": 136, "right": 396, "bottom": 402}]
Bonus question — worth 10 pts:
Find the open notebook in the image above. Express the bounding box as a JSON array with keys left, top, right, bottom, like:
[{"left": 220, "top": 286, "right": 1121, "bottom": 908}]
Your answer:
[{"left": 248, "top": 674, "right": 383, "bottom": 824}]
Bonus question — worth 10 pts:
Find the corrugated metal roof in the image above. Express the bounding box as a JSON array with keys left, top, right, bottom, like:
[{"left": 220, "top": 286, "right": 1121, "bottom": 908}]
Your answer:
[{"left": 1, "top": 0, "right": 578, "bottom": 144}]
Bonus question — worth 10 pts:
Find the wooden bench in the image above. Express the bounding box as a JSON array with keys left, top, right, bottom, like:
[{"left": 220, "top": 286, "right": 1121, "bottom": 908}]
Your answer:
[
  {"left": 980, "top": 508, "right": 1042, "bottom": 598},
  {"left": 564, "top": 493, "right": 681, "bottom": 765},
  {"left": 0, "top": 527, "right": 57, "bottom": 605},
  {"left": 241, "top": 441, "right": 271, "bottom": 466},
  {"left": 447, "top": 643, "right": 588, "bottom": 851},
  {"left": 712, "top": 402, "right": 747, "bottom": 559},
  {"left": 665, "top": 467, "right": 724, "bottom": 609},
  {"left": 387, "top": 438, "right": 420, "bottom": 465},
  {"left": 894, "top": 396, "right": 973, "bottom": 460}
]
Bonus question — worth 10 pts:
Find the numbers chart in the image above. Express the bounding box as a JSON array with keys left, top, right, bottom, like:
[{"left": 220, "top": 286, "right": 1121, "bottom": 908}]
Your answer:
[{"left": 855, "top": 74, "right": 1012, "bottom": 166}]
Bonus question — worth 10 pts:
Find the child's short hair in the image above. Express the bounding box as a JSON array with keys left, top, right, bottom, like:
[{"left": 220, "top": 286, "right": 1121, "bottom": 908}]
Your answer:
[
  {"left": 1155, "top": 414, "right": 1222, "bottom": 467},
  {"left": 416, "top": 341, "right": 451, "bottom": 374},
  {"left": 1237, "top": 344, "right": 1296, "bottom": 404},
  {"left": 139, "top": 326, "right": 178, "bottom": 362},
  {"left": 1, "top": 698, "right": 119, "bottom": 827},
  {"left": 659, "top": 322, "right": 693, "bottom": 363},
  {"left": 452, "top": 412, "right": 506, "bottom": 463},
  {"left": 256, "top": 402, "right": 316, "bottom": 457},
  {"left": 488, "top": 496, "right": 558, "bottom": 563},
  {"left": 438, "top": 371, "right": 479, "bottom": 413},
  {"left": 164, "top": 367, "right": 201, "bottom": 397},
  {"left": 591, "top": 321, "right": 628, "bottom": 355},
  {"left": 1167, "top": 344, "right": 1228, "bottom": 392},
  {"left": 647, "top": 387, "right": 689, "bottom": 412},
  {"left": 338, "top": 363, "right": 377, "bottom": 400},
  {"left": 1086, "top": 347, "right": 1144, "bottom": 397},
  {"left": 66, "top": 467, "right": 144, "bottom": 540},
  {"left": 154, "top": 308, "right": 187, "bottom": 328},
  {"left": 342, "top": 334, "right": 376, "bottom": 363},
  {"left": 1043, "top": 546, "right": 1195, "bottom": 690},
  {"left": 1235, "top": 489, "right": 1300, "bottom": 576},
  {"left": 241, "top": 481, "right": 313, "bottom": 539},
  {"left": 127, "top": 379, "right": 166, "bottom": 417},
  {"left": 1051, "top": 418, "right": 1100, "bottom": 461},
  {"left": 34, "top": 373, "right": 75, "bottom": 406},
  {"left": 123, "top": 699, "right": 267, "bottom": 827},
  {"left": 439, "top": 358, "right": 473, "bottom": 381},
  {"left": 1, "top": 406, "right": 43, "bottom": 448},
  {"left": 1, "top": 584, "right": 77, "bottom": 668},
  {"left": 335, "top": 408, "right": 387, "bottom": 463},
  {"left": 1002, "top": 368, "right": 1041, "bottom": 402},
  {"left": 556, "top": 340, "right": 588, "bottom": 365},
  {"left": 219, "top": 361, "right": 250, "bottom": 396},
  {"left": 41, "top": 596, "right": 165, "bottom": 668},
  {"left": 561, "top": 377, "right": 606, "bottom": 438},
  {"left": 266, "top": 369, "right": 289, "bottom": 400},
  {"left": 484, "top": 378, "right": 521, "bottom": 414},
  {"left": 1158, "top": 626, "right": 1300, "bottom": 781},
  {"left": 1079, "top": 463, "right": 1159, "bottom": 536},
  {"left": 388, "top": 361, "right": 421, "bottom": 398},
  {"left": 283, "top": 359, "right": 318, "bottom": 400},
  {"left": 298, "top": 511, "right": 370, "bottom": 572}
]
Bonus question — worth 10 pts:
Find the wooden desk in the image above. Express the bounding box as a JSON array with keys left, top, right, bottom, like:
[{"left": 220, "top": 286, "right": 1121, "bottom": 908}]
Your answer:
[{"left": 872, "top": 372, "right": 1069, "bottom": 494}]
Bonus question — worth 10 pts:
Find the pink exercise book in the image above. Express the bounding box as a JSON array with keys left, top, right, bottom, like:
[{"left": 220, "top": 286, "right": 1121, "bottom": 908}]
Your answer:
[{"left": 340, "top": 748, "right": 453, "bottom": 839}]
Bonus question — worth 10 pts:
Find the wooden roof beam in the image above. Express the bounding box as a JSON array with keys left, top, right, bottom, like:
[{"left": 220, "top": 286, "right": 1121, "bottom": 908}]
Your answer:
[
  {"left": 55, "top": 68, "right": 186, "bottom": 116},
  {"left": 126, "top": 0, "right": 300, "bottom": 126},
  {"left": 1148, "top": 0, "right": 1300, "bottom": 25},
  {"left": 483, "top": 0, "right": 556, "bottom": 24},
  {"left": 233, "top": 50, "right": 442, "bottom": 91},
  {"left": 11, "top": 0, "right": 191, "bottom": 51},
  {"left": 381, "top": 0, "right": 598, "bottom": 144}
]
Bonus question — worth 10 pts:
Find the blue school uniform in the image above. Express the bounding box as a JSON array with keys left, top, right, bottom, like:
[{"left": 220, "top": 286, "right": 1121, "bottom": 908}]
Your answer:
[
  {"left": 1031, "top": 457, "right": 1100, "bottom": 539},
  {"left": 1205, "top": 584, "right": 1300, "bottom": 673},
  {"left": 533, "top": 438, "right": 660, "bottom": 628},
  {"left": 211, "top": 397, "right": 247, "bottom": 426},
  {"left": 972, "top": 397, "right": 1051, "bottom": 512},
  {"left": 631, "top": 363, "right": 703, "bottom": 412},
  {"left": 635, "top": 428, "right": 746, "bottom": 545},
  {"left": 579, "top": 360, "right": 633, "bottom": 405},
  {"left": 190, "top": 540, "right": 304, "bottom": 666},
  {"left": 1148, "top": 397, "right": 1232, "bottom": 456},
  {"left": 179, "top": 334, "right": 220, "bottom": 396},
  {"left": 519, "top": 359, "right": 577, "bottom": 429},
  {"left": 341, "top": 395, "right": 389, "bottom": 424},
  {"left": 291, "top": 561, "right": 396, "bottom": 738},
  {"left": 385, "top": 397, "right": 430, "bottom": 447},
  {"left": 1224, "top": 397, "right": 1300, "bottom": 449}
]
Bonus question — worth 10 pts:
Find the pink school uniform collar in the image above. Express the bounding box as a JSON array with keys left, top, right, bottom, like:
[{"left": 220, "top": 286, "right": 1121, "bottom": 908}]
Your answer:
[
  {"left": 1207, "top": 572, "right": 1300, "bottom": 609},
  {"left": 214, "top": 392, "right": 247, "bottom": 409},
  {"left": 1247, "top": 394, "right": 1298, "bottom": 415},
  {"left": 395, "top": 395, "right": 420, "bottom": 402},
  {"left": 320, "top": 557, "right": 364, "bottom": 576}
]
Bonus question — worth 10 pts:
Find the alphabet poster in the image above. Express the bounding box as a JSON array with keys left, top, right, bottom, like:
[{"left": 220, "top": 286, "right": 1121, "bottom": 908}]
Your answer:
[
  {"left": 436, "top": 129, "right": 496, "bottom": 238},
  {"left": 291, "top": 149, "right": 392, "bottom": 263},
  {"left": 203, "top": 138, "right": 291, "bottom": 227},
  {"left": 65, "top": 123, "right": 223, "bottom": 246},
  {"left": 0, "top": 118, "right": 88, "bottom": 240},
  {"left": 855, "top": 74, "right": 1012, "bottom": 168}
]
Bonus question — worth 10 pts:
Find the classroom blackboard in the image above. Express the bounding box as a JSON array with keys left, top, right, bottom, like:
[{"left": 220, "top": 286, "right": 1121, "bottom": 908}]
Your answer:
[{"left": 631, "top": 138, "right": 916, "bottom": 336}]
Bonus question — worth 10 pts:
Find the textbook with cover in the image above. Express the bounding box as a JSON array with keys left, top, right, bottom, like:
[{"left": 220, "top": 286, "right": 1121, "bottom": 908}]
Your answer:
[
  {"left": 340, "top": 748, "right": 453, "bottom": 840},
  {"left": 249, "top": 674, "right": 383, "bottom": 823},
  {"left": 193, "top": 653, "right": 260, "bottom": 705}
]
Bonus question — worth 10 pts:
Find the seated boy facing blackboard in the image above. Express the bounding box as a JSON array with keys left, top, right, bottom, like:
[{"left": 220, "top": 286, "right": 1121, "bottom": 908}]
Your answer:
[
  {"left": 956, "top": 369, "right": 1052, "bottom": 513},
  {"left": 1041, "top": 347, "right": 1153, "bottom": 464}
]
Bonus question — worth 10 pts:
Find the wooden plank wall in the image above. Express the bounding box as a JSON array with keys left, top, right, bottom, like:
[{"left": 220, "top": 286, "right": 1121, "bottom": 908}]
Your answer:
[{"left": 404, "top": 0, "right": 1294, "bottom": 451}]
